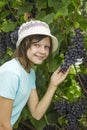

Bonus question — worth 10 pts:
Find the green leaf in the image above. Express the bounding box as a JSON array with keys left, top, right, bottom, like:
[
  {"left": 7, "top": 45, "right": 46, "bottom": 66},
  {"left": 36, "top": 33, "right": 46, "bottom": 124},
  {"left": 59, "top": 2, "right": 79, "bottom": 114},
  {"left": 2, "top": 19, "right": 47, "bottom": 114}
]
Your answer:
[
  {"left": 48, "top": 0, "right": 62, "bottom": 11},
  {"left": 7, "top": 48, "right": 14, "bottom": 56},
  {"left": 1, "top": 20, "right": 17, "bottom": 32},
  {"left": 30, "top": 117, "right": 46, "bottom": 130},
  {"left": 55, "top": 7, "right": 68, "bottom": 19},
  {"left": 71, "top": 0, "right": 81, "bottom": 8},
  {"left": 18, "top": 3, "right": 33, "bottom": 15},
  {"left": 11, "top": 0, "right": 22, "bottom": 8},
  {"left": 47, "top": 110, "right": 58, "bottom": 124},
  {"left": 61, "top": 0, "right": 71, "bottom": 7},
  {"left": 65, "top": 84, "right": 81, "bottom": 101},
  {"left": 36, "top": 11, "right": 46, "bottom": 20},
  {"left": 48, "top": 58, "right": 59, "bottom": 72},
  {"left": 42, "top": 13, "right": 55, "bottom": 24},
  {"left": 36, "top": 0, "right": 47, "bottom": 11},
  {"left": 58, "top": 116, "right": 66, "bottom": 126},
  {"left": 0, "top": 1, "right": 6, "bottom": 9}
]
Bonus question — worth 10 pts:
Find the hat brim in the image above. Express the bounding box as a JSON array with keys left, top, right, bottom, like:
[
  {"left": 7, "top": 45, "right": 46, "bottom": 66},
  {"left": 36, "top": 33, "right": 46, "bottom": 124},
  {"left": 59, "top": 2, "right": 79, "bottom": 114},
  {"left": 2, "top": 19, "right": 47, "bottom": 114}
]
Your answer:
[
  {"left": 16, "top": 33, "right": 58, "bottom": 53},
  {"left": 50, "top": 34, "right": 58, "bottom": 52}
]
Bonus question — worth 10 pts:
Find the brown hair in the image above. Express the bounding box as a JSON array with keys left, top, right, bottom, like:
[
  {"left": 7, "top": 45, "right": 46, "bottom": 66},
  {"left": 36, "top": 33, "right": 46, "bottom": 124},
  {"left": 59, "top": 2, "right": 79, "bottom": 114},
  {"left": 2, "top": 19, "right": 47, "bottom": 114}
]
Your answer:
[{"left": 13, "top": 35, "right": 52, "bottom": 72}]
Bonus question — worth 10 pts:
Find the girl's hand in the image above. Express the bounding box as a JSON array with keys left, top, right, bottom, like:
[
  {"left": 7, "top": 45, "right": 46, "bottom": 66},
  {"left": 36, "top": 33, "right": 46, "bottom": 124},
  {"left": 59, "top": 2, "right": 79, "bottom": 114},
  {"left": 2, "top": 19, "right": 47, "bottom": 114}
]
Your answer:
[{"left": 50, "top": 67, "right": 70, "bottom": 87}]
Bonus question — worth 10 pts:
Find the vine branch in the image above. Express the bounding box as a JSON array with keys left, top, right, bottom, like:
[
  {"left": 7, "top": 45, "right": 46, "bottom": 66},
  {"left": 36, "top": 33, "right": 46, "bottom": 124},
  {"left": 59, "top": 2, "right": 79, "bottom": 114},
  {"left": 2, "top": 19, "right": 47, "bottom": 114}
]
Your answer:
[
  {"left": 7, "top": 2, "right": 18, "bottom": 22},
  {"left": 73, "top": 64, "right": 87, "bottom": 94}
]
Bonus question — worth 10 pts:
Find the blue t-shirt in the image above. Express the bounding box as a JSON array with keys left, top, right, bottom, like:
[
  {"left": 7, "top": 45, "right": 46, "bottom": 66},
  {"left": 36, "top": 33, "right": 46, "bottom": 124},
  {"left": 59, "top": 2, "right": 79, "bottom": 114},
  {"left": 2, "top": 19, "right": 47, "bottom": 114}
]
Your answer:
[{"left": 0, "top": 58, "right": 36, "bottom": 126}]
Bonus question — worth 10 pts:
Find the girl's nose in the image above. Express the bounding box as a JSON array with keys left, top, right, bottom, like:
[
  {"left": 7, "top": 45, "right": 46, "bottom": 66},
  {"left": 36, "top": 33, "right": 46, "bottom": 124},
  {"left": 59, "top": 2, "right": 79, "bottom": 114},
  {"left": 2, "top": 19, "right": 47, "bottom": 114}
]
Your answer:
[{"left": 39, "top": 46, "right": 45, "bottom": 53}]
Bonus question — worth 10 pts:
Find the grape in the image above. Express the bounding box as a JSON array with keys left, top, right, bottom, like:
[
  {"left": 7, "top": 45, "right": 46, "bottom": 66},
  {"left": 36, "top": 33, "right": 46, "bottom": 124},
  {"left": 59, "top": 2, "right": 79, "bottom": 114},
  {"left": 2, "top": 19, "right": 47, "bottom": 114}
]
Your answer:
[{"left": 61, "top": 27, "right": 87, "bottom": 73}]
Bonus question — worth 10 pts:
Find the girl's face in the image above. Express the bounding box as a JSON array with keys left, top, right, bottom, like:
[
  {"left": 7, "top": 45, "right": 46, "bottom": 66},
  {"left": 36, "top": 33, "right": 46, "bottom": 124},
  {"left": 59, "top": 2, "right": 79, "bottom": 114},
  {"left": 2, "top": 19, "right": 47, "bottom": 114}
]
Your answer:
[{"left": 27, "top": 36, "right": 51, "bottom": 65}]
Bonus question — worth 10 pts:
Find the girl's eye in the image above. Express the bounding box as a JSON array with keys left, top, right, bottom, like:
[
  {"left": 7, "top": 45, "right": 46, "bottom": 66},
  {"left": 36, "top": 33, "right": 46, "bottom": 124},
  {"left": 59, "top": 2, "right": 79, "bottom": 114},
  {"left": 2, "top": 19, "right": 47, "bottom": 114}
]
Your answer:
[
  {"left": 33, "top": 43, "right": 40, "bottom": 47},
  {"left": 45, "top": 46, "right": 50, "bottom": 49}
]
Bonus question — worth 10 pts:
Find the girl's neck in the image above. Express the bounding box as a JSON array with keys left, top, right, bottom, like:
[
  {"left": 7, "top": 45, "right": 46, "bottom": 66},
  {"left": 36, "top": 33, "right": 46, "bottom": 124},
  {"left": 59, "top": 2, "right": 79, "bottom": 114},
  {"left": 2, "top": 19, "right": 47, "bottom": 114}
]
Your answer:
[{"left": 17, "top": 57, "right": 33, "bottom": 73}]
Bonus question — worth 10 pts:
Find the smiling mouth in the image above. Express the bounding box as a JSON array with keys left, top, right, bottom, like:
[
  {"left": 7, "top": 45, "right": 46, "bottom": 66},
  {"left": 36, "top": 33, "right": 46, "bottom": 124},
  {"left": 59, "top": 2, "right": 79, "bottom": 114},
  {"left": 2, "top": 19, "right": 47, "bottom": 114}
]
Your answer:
[
  {"left": 37, "top": 56, "right": 45, "bottom": 60},
  {"left": 34, "top": 54, "right": 45, "bottom": 60}
]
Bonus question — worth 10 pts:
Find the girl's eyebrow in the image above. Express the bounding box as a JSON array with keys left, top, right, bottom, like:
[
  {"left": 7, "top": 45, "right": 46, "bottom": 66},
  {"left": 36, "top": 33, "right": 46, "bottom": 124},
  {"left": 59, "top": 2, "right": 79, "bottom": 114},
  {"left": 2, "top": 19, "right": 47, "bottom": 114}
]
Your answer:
[{"left": 31, "top": 40, "right": 40, "bottom": 43}]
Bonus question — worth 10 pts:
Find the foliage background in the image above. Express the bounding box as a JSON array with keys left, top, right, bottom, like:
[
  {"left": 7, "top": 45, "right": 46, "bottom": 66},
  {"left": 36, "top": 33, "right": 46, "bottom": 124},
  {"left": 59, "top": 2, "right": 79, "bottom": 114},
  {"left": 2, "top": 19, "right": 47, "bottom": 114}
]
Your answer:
[{"left": 0, "top": 0, "right": 87, "bottom": 129}]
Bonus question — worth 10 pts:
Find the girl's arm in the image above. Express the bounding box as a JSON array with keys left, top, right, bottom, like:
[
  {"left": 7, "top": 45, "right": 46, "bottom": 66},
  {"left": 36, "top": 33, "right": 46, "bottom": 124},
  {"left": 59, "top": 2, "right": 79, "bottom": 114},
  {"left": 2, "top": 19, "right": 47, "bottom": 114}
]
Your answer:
[
  {"left": 0, "top": 97, "right": 13, "bottom": 130},
  {"left": 28, "top": 67, "right": 69, "bottom": 120}
]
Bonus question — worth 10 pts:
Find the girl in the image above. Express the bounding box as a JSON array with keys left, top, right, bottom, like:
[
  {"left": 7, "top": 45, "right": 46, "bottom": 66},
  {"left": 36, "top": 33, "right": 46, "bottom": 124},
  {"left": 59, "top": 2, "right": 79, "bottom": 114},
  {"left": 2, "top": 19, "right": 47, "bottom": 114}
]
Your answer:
[{"left": 0, "top": 20, "right": 69, "bottom": 130}]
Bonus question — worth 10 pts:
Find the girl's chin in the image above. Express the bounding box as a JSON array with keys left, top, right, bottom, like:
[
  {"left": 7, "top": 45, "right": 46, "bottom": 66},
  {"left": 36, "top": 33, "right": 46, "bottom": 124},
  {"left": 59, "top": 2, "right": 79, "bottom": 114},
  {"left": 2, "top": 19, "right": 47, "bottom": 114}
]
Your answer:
[
  {"left": 30, "top": 58, "right": 45, "bottom": 65},
  {"left": 33, "top": 60, "right": 43, "bottom": 65}
]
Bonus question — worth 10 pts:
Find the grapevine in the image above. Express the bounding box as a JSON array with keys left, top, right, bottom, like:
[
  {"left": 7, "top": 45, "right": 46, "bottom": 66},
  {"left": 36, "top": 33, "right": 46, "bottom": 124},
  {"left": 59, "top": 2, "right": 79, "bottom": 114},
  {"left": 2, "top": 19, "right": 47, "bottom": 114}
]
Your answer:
[
  {"left": 43, "top": 27, "right": 87, "bottom": 130},
  {"left": 76, "top": 73, "right": 87, "bottom": 95}
]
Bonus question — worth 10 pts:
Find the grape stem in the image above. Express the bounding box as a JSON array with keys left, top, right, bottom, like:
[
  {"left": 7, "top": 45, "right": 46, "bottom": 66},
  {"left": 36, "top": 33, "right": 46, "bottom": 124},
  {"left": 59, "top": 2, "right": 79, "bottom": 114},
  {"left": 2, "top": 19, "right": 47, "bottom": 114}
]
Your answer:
[
  {"left": 44, "top": 114, "right": 49, "bottom": 125},
  {"left": 73, "top": 64, "right": 87, "bottom": 94},
  {"left": 7, "top": 2, "right": 18, "bottom": 22}
]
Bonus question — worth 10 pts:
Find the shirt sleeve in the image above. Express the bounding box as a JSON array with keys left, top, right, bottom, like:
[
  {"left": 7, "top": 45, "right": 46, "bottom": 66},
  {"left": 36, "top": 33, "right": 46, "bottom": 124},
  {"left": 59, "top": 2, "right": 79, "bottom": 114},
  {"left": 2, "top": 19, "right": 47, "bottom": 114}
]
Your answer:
[
  {"left": 30, "top": 69, "right": 36, "bottom": 89},
  {"left": 0, "top": 71, "right": 19, "bottom": 99}
]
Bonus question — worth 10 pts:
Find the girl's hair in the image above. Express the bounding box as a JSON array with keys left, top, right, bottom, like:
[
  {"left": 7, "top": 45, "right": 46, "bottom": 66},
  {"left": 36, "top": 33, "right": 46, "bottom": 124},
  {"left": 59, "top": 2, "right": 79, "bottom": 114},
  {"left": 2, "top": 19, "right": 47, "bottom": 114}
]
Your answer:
[{"left": 13, "top": 34, "right": 52, "bottom": 72}]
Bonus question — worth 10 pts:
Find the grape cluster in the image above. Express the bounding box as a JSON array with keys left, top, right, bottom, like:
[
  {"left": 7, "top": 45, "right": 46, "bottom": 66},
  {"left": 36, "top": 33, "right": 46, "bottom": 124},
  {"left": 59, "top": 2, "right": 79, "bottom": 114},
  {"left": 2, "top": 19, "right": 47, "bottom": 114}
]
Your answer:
[
  {"left": 54, "top": 98, "right": 87, "bottom": 130},
  {"left": 42, "top": 124, "right": 59, "bottom": 130},
  {"left": 0, "top": 26, "right": 18, "bottom": 58},
  {"left": 10, "top": 26, "right": 19, "bottom": 45},
  {"left": 61, "top": 28, "right": 86, "bottom": 73},
  {"left": 54, "top": 99, "right": 70, "bottom": 117},
  {"left": 67, "top": 98, "right": 87, "bottom": 130}
]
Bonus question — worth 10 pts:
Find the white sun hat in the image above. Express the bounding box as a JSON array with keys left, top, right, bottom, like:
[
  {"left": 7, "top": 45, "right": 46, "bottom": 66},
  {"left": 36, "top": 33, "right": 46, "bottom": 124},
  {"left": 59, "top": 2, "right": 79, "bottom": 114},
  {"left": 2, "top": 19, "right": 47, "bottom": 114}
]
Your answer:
[{"left": 16, "top": 20, "right": 58, "bottom": 53}]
